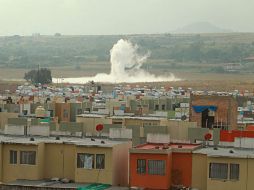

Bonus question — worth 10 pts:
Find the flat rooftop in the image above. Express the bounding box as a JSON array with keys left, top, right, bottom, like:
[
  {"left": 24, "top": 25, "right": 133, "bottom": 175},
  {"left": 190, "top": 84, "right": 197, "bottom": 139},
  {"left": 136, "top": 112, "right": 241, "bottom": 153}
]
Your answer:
[
  {"left": 194, "top": 147, "right": 254, "bottom": 158},
  {"left": 109, "top": 116, "right": 163, "bottom": 121},
  {"left": 0, "top": 135, "right": 127, "bottom": 148},
  {"left": 77, "top": 114, "right": 108, "bottom": 118},
  {"left": 77, "top": 114, "right": 165, "bottom": 121},
  {"left": 130, "top": 143, "right": 201, "bottom": 154}
]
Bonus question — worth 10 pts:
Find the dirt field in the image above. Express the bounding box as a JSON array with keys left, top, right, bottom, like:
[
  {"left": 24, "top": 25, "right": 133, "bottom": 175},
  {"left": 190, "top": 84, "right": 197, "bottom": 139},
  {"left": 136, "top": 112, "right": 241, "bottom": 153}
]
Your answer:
[{"left": 0, "top": 66, "right": 254, "bottom": 92}]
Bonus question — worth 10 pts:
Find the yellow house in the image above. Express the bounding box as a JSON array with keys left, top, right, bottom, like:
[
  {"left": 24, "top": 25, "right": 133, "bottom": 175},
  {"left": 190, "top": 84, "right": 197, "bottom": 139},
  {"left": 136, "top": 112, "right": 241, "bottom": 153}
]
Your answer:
[
  {"left": 0, "top": 135, "right": 131, "bottom": 186},
  {"left": 192, "top": 147, "right": 254, "bottom": 190}
]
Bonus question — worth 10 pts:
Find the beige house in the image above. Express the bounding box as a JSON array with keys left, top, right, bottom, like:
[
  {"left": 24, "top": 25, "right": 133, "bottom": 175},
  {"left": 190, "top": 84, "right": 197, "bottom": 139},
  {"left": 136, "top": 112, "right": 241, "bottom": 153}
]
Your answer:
[
  {"left": 0, "top": 135, "right": 131, "bottom": 186},
  {"left": 192, "top": 147, "right": 254, "bottom": 190}
]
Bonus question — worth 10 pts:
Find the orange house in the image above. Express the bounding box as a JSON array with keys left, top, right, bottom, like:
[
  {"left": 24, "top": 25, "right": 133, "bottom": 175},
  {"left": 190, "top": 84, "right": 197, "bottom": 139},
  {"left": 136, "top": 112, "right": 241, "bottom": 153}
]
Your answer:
[{"left": 129, "top": 143, "right": 200, "bottom": 189}]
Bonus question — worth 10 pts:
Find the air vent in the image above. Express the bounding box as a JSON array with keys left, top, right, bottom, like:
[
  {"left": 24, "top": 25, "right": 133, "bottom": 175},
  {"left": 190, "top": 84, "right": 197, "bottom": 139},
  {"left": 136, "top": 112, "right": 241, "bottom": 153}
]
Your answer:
[
  {"left": 229, "top": 150, "right": 234, "bottom": 154},
  {"left": 213, "top": 147, "right": 218, "bottom": 150},
  {"left": 56, "top": 136, "right": 60, "bottom": 140},
  {"left": 178, "top": 145, "right": 183, "bottom": 148},
  {"left": 101, "top": 141, "right": 105, "bottom": 144},
  {"left": 91, "top": 138, "right": 95, "bottom": 141}
]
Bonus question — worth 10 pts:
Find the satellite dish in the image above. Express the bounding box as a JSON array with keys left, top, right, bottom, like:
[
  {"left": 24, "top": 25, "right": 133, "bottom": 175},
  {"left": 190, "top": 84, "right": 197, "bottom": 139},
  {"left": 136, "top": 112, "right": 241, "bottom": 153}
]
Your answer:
[
  {"left": 96, "top": 124, "right": 104, "bottom": 132},
  {"left": 204, "top": 133, "right": 212, "bottom": 140},
  {"left": 181, "top": 115, "right": 187, "bottom": 121}
]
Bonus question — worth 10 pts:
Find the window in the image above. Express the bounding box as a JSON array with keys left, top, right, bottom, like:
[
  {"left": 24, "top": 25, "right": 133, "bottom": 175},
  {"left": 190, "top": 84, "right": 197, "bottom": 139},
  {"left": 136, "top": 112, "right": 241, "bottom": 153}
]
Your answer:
[
  {"left": 63, "top": 109, "right": 68, "bottom": 118},
  {"left": 162, "top": 104, "right": 165, "bottom": 110},
  {"left": 155, "top": 105, "right": 159, "bottom": 111},
  {"left": 96, "top": 154, "right": 105, "bottom": 169},
  {"left": 20, "top": 151, "right": 36, "bottom": 165},
  {"left": 77, "top": 153, "right": 94, "bottom": 169},
  {"left": 148, "top": 160, "right": 165, "bottom": 175},
  {"left": 137, "top": 159, "right": 146, "bottom": 174},
  {"left": 230, "top": 164, "right": 239, "bottom": 180},
  {"left": 209, "top": 163, "right": 228, "bottom": 180},
  {"left": 10, "top": 150, "right": 17, "bottom": 164}
]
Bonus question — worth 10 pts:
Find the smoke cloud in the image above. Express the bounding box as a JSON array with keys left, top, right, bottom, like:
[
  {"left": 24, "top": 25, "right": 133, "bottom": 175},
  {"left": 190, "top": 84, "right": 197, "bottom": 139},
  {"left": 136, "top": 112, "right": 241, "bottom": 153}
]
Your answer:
[{"left": 53, "top": 39, "right": 179, "bottom": 83}]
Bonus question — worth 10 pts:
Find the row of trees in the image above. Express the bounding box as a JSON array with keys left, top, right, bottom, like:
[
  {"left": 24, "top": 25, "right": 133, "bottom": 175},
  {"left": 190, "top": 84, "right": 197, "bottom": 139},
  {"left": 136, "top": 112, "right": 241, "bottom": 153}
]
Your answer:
[
  {"left": 24, "top": 68, "right": 52, "bottom": 84},
  {"left": 168, "top": 42, "right": 253, "bottom": 63}
]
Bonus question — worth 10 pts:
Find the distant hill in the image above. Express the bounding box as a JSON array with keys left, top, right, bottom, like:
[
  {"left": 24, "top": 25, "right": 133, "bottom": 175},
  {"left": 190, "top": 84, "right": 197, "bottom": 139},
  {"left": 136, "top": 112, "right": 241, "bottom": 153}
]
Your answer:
[
  {"left": 0, "top": 32, "right": 254, "bottom": 70},
  {"left": 172, "top": 22, "right": 233, "bottom": 34}
]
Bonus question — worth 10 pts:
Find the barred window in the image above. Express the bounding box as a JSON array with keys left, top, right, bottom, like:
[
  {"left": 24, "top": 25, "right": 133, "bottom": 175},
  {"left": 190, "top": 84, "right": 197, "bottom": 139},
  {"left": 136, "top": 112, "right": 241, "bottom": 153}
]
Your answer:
[
  {"left": 10, "top": 150, "right": 17, "bottom": 164},
  {"left": 148, "top": 160, "right": 165, "bottom": 175},
  {"left": 209, "top": 163, "right": 228, "bottom": 180},
  {"left": 77, "top": 153, "right": 94, "bottom": 169},
  {"left": 137, "top": 159, "right": 146, "bottom": 174},
  {"left": 230, "top": 164, "right": 239, "bottom": 180},
  {"left": 96, "top": 154, "right": 105, "bottom": 169},
  {"left": 20, "top": 151, "right": 36, "bottom": 165}
]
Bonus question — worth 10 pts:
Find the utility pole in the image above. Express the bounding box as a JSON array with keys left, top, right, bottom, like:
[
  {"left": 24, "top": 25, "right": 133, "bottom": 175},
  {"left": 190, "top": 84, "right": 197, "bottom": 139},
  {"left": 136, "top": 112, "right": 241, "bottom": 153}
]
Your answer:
[{"left": 37, "top": 64, "right": 40, "bottom": 103}]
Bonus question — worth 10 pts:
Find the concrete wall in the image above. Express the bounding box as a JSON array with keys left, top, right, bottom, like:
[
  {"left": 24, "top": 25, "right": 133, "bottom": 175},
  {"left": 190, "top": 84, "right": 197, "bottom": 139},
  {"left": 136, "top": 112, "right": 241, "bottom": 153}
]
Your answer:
[
  {"left": 234, "top": 138, "right": 254, "bottom": 148},
  {"left": 0, "top": 144, "right": 2, "bottom": 181},
  {"left": 28, "top": 125, "right": 50, "bottom": 136},
  {"left": 0, "top": 112, "right": 19, "bottom": 130},
  {"left": 59, "top": 122, "right": 83, "bottom": 133},
  {"left": 8, "top": 118, "right": 27, "bottom": 126},
  {"left": 188, "top": 128, "right": 210, "bottom": 143},
  {"left": 109, "top": 128, "right": 132, "bottom": 139},
  {"left": 192, "top": 154, "right": 207, "bottom": 190},
  {"left": 112, "top": 142, "right": 132, "bottom": 186},
  {"left": 126, "top": 125, "right": 141, "bottom": 146},
  {"left": 147, "top": 134, "right": 170, "bottom": 144},
  {"left": 76, "top": 117, "right": 112, "bottom": 135},
  {"left": 188, "top": 128, "right": 220, "bottom": 145},
  {"left": 161, "top": 120, "right": 197, "bottom": 141},
  {"left": 103, "top": 124, "right": 122, "bottom": 134},
  {"left": 4, "top": 125, "right": 25, "bottom": 135},
  {"left": 3, "top": 104, "right": 20, "bottom": 113},
  {"left": 144, "top": 125, "right": 168, "bottom": 137},
  {"left": 247, "top": 158, "right": 254, "bottom": 190}
]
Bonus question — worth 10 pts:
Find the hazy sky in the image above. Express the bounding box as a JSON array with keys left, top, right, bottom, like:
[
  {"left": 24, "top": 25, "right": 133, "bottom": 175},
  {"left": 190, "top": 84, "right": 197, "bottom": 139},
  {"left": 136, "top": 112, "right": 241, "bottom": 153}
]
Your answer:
[{"left": 0, "top": 0, "right": 254, "bottom": 36}]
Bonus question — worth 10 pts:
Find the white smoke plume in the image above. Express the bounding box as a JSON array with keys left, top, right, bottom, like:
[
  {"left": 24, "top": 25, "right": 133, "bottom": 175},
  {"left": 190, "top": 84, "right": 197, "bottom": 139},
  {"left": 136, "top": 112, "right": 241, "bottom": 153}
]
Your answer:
[{"left": 53, "top": 39, "right": 179, "bottom": 83}]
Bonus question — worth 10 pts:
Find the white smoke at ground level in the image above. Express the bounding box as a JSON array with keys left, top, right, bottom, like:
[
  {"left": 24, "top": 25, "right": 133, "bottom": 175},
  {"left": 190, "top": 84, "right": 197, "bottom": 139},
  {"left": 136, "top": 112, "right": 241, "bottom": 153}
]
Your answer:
[{"left": 53, "top": 39, "right": 180, "bottom": 83}]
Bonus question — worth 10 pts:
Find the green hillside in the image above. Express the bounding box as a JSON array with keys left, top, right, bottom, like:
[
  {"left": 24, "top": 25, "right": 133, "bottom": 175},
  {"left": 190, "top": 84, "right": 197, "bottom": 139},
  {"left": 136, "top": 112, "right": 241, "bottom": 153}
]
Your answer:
[{"left": 0, "top": 33, "right": 254, "bottom": 73}]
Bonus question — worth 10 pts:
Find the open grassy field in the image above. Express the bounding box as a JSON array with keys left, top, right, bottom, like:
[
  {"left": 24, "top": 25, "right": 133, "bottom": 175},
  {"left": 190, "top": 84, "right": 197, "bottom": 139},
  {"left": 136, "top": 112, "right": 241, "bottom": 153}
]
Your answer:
[{"left": 0, "top": 64, "right": 254, "bottom": 92}]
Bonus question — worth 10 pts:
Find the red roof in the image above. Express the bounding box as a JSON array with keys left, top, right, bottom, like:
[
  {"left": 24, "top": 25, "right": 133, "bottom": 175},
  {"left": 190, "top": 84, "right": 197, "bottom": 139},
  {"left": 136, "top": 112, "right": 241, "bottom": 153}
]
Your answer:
[
  {"left": 135, "top": 143, "right": 200, "bottom": 150},
  {"left": 246, "top": 125, "right": 254, "bottom": 131}
]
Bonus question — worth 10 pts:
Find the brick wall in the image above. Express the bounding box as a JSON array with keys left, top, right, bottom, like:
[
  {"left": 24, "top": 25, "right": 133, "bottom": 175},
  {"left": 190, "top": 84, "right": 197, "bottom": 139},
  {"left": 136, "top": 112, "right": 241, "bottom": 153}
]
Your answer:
[{"left": 189, "top": 95, "right": 237, "bottom": 130}]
